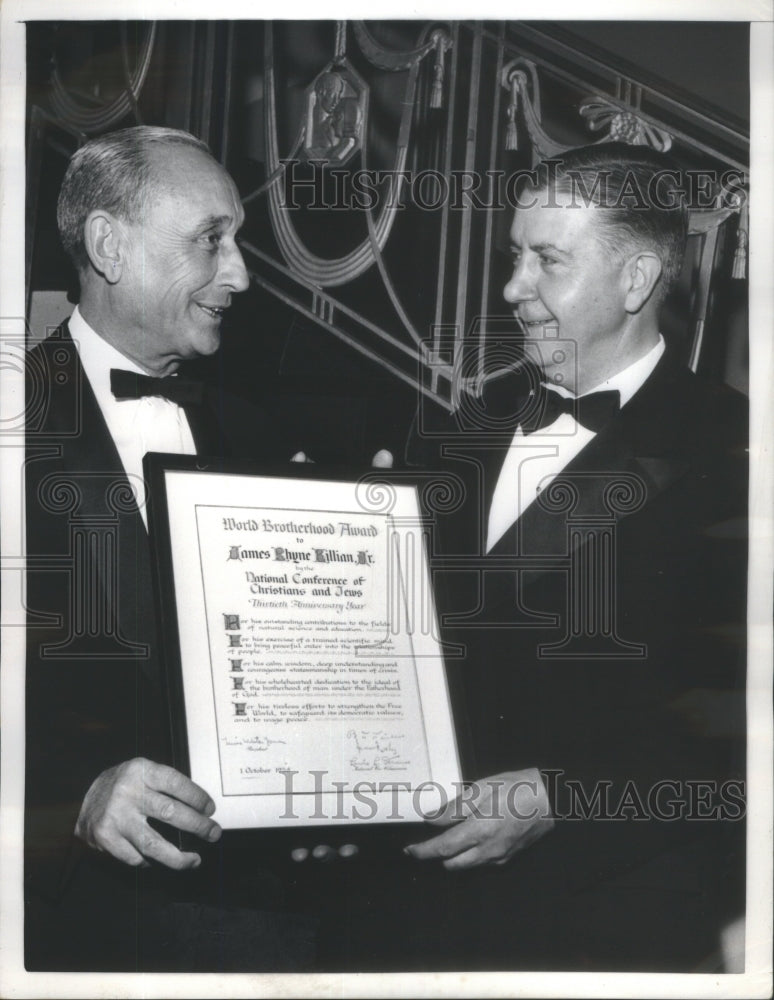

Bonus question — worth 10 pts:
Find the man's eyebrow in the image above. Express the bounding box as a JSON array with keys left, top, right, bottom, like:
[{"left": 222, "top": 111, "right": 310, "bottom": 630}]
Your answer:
[
  {"left": 509, "top": 240, "right": 568, "bottom": 256},
  {"left": 194, "top": 214, "right": 235, "bottom": 233}
]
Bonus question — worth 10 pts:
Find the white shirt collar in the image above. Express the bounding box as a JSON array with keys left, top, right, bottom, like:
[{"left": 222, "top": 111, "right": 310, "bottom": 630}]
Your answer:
[
  {"left": 68, "top": 305, "right": 148, "bottom": 403},
  {"left": 547, "top": 335, "right": 665, "bottom": 408}
]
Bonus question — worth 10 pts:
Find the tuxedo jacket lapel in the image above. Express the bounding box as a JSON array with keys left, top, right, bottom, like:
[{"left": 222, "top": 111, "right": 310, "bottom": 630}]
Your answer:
[
  {"left": 35, "top": 323, "right": 158, "bottom": 675},
  {"left": 53, "top": 324, "right": 134, "bottom": 498}
]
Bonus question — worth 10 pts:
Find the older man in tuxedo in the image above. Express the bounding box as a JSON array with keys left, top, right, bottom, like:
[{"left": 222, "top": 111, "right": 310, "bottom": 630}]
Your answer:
[
  {"left": 25, "top": 126, "right": 319, "bottom": 971},
  {"left": 328, "top": 143, "right": 746, "bottom": 971}
]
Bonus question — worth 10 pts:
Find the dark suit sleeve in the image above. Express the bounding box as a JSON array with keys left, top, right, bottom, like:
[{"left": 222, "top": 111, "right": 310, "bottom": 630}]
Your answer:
[{"left": 25, "top": 338, "right": 170, "bottom": 900}]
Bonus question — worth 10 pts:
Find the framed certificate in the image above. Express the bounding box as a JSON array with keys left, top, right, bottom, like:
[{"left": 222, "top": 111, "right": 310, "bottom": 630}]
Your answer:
[{"left": 145, "top": 454, "right": 463, "bottom": 829}]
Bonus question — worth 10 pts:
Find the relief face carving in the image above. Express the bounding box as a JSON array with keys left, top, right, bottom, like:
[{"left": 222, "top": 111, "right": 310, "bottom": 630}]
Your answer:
[{"left": 302, "top": 63, "right": 367, "bottom": 166}]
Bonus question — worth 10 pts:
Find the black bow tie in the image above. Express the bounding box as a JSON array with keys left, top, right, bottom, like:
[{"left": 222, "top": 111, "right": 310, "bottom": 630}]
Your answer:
[
  {"left": 110, "top": 368, "right": 205, "bottom": 405},
  {"left": 522, "top": 387, "right": 621, "bottom": 434}
]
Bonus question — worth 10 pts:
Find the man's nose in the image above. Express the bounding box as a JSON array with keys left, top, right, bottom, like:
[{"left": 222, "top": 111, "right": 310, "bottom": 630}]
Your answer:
[
  {"left": 220, "top": 241, "right": 250, "bottom": 293},
  {"left": 503, "top": 259, "right": 537, "bottom": 304}
]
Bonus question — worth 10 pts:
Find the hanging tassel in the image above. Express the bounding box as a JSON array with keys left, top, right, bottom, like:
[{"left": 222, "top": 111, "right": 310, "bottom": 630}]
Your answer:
[
  {"left": 732, "top": 197, "right": 748, "bottom": 279},
  {"left": 334, "top": 21, "right": 347, "bottom": 65},
  {"left": 430, "top": 30, "right": 447, "bottom": 109},
  {"left": 505, "top": 72, "right": 520, "bottom": 151}
]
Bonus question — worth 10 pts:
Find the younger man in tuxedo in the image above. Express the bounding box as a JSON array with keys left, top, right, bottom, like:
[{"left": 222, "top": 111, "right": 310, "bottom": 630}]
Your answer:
[{"left": 376, "top": 143, "right": 747, "bottom": 970}]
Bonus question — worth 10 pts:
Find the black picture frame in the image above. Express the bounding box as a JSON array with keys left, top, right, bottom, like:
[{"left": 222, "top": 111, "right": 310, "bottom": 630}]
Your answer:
[{"left": 144, "top": 451, "right": 470, "bottom": 835}]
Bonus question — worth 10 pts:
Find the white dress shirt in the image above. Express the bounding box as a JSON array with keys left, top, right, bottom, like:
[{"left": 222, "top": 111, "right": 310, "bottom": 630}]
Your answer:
[
  {"left": 486, "top": 337, "right": 665, "bottom": 552},
  {"left": 68, "top": 307, "right": 197, "bottom": 529}
]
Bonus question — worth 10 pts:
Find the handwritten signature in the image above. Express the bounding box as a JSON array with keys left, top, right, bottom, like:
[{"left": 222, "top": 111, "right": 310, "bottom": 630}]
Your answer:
[
  {"left": 349, "top": 752, "right": 411, "bottom": 772},
  {"left": 223, "top": 735, "right": 286, "bottom": 751},
  {"left": 346, "top": 728, "right": 406, "bottom": 754}
]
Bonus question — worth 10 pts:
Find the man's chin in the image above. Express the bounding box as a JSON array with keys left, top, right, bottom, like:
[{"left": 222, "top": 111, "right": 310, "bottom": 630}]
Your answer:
[{"left": 192, "top": 326, "right": 222, "bottom": 357}]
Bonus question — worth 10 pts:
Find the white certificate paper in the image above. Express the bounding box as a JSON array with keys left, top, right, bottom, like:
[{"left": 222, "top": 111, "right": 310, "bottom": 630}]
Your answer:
[{"left": 156, "top": 465, "right": 462, "bottom": 827}]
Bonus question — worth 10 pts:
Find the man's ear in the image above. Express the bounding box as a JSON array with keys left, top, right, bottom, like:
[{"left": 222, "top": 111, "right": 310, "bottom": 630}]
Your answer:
[
  {"left": 623, "top": 251, "right": 662, "bottom": 313},
  {"left": 83, "top": 211, "right": 127, "bottom": 284}
]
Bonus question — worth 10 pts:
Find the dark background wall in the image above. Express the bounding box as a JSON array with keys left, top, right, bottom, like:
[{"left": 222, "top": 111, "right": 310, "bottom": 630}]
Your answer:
[{"left": 550, "top": 22, "right": 748, "bottom": 127}]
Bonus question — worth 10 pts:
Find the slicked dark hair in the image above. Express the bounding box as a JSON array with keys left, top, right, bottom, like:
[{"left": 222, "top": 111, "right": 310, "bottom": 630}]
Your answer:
[
  {"left": 525, "top": 142, "right": 689, "bottom": 301},
  {"left": 57, "top": 126, "right": 212, "bottom": 272}
]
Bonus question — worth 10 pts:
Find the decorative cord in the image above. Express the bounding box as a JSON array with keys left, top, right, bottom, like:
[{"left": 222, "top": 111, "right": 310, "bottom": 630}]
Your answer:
[
  {"left": 262, "top": 24, "right": 421, "bottom": 287},
  {"left": 50, "top": 22, "right": 157, "bottom": 133}
]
